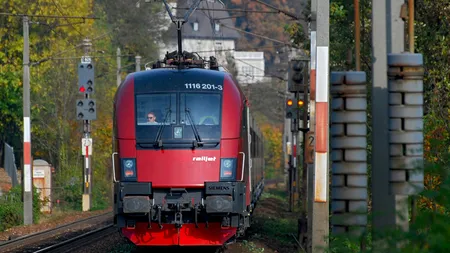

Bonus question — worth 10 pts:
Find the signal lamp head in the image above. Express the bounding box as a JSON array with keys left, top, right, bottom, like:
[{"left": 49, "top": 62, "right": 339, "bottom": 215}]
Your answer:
[
  {"left": 287, "top": 99, "right": 293, "bottom": 106},
  {"left": 298, "top": 100, "right": 304, "bottom": 106},
  {"left": 79, "top": 86, "right": 86, "bottom": 93}
]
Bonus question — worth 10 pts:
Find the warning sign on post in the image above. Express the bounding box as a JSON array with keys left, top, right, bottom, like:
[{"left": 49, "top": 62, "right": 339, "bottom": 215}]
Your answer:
[{"left": 81, "top": 138, "right": 93, "bottom": 156}]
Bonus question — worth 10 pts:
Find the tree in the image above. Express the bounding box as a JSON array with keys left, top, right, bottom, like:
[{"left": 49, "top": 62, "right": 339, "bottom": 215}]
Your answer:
[
  {"left": 96, "top": 0, "right": 165, "bottom": 61},
  {"left": 221, "top": 0, "right": 301, "bottom": 71}
]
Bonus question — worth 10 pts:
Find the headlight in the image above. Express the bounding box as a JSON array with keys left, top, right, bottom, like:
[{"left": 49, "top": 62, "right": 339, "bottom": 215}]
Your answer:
[
  {"left": 220, "top": 158, "right": 237, "bottom": 181},
  {"left": 121, "top": 158, "right": 137, "bottom": 181}
]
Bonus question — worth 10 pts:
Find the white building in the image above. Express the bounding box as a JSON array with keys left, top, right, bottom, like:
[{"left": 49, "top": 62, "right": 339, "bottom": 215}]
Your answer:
[
  {"left": 234, "top": 51, "right": 265, "bottom": 85},
  {"left": 158, "top": 0, "right": 265, "bottom": 84},
  {"left": 159, "top": 0, "right": 239, "bottom": 65}
]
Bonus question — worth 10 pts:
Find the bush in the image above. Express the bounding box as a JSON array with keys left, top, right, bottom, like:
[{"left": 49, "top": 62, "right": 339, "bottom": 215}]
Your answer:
[
  {"left": 91, "top": 180, "right": 110, "bottom": 211},
  {"left": 0, "top": 185, "right": 42, "bottom": 231},
  {"left": 61, "top": 183, "right": 82, "bottom": 211}
]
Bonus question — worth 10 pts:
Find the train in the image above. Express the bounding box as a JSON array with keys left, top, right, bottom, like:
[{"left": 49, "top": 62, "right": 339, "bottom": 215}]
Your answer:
[{"left": 111, "top": 52, "right": 265, "bottom": 247}]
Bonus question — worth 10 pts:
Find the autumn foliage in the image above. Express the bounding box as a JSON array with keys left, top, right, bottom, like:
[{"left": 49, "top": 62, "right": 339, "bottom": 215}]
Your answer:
[
  {"left": 418, "top": 121, "right": 449, "bottom": 212},
  {"left": 225, "top": 0, "right": 297, "bottom": 65},
  {"left": 261, "top": 124, "right": 283, "bottom": 179}
]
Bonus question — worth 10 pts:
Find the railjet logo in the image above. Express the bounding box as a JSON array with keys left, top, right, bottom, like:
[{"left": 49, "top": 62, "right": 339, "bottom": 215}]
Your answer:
[{"left": 192, "top": 156, "right": 217, "bottom": 162}]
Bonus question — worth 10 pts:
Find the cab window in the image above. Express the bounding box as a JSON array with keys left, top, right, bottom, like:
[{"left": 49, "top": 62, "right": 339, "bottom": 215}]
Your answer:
[{"left": 136, "top": 93, "right": 176, "bottom": 126}]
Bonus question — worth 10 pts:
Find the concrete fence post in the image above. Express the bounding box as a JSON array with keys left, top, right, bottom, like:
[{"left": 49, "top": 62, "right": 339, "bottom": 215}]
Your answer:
[
  {"left": 387, "top": 53, "right": 424, "bottom": 195},
  {"left": 330, "top": 71, "right": 368, "bottom": 235}
]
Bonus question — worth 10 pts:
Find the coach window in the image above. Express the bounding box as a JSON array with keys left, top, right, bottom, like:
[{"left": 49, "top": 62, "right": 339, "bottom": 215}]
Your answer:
[{"left": 136, "top": 93, "right": 176, "bottom": 126}]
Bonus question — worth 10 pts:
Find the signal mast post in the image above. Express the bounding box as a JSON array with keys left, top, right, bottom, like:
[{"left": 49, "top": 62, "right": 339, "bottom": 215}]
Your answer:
[
  {"left": 77, "top": 38, "right": 96, "bottom": 212},
  {"left": 83, "top": 38, "right": 92, "bottom": 211}
]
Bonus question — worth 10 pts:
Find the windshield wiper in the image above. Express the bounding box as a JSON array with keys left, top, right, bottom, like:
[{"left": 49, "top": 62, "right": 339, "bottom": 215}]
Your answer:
[
  {"left": 185, "top": 108, "right": 203, "bottom": 148},
  {"left": 154, "top": 108, "right": 171, "bottom": 148}
]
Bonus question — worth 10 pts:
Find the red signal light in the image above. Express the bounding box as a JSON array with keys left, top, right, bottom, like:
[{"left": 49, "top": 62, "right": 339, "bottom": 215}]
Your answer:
[{"left": 79, "top": 86, "right": 86, "bottom": 92}]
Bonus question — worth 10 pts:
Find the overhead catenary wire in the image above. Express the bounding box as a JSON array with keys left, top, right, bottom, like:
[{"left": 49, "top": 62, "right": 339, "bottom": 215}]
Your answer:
[
  {"left": 173, "top": 7, "right": 280, "bottom": 14},
  {"left": 251, "top": 0, "right": 304, "bottom": 21},
  {"left": 216, "top": 21, "right": 298, "bottom": 48},
  {"left": 195, "top": 6, "right": 292, "bottom": 82},
  {"left": 31, "top": 31, "right": 114, "bottom": 66},
  {"left": 50, "top": 0, "right": 85, "bottom": 37},
  {"left": 0, "top": 12, "right": 98, "bottom": 19}
]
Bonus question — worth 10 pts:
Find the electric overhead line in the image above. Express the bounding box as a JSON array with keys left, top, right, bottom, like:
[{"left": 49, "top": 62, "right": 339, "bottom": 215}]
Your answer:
[
  {"left": 192, "top": 45, "right": 286, "bottom": 54},
  {"left": 34, "top": 21, "right": 81, "bottom": 49},
  {"left": 50, "top": 0, "right": 85, "bottom": 36},
  {"left": 31, "top": 31, "right": 113, "bottom": 66},
  {"left": 251, "top": 0, "right": 304, "bottom": 21},
  {"left": 230, "top": 56, "right": 287, "bottom": 81},
  {"left": 51, "top": 54, "right": 136, "bottom": 60},
  {"left": 173, "top": 7, "right": 280, "bottom": 14},
  {"left": 0, "top": 12, "right": 98, "bottom": 19},
  {"left": 212, "top": 15, "right": 246, "bottom": 20},
  {"left": 217, "top": 21, "right": 298, "bottom": 48},
  {"left": 192, "top": 4, "right": 296, "bottom": 48}
]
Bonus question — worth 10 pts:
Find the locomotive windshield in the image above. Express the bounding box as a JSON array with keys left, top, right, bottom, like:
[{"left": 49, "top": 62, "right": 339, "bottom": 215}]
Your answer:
[{"left": 135, "top": 92, "right": 222, "bottom": 148}]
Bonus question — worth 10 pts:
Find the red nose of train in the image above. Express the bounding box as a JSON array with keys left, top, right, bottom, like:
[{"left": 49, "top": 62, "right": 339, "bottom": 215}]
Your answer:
[{"left": 136, "top": 149, "right": 222, "bottom": 187}]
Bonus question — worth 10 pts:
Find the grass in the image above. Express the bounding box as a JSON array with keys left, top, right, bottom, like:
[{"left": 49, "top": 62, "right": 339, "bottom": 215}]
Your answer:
[{"left": 243, "top": 184, "right": 298, "bottom": 253}]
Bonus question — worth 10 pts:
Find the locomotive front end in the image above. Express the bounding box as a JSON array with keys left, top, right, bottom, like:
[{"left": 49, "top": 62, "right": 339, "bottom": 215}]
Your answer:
[{"left": 112, "top": 69, "right": 250, "bottom": 246}]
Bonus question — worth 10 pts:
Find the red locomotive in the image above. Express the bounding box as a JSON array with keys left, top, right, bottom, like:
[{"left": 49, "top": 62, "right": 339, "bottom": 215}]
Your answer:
[{"left": 111, "top": 51, "right": 265, "bottom": 247}]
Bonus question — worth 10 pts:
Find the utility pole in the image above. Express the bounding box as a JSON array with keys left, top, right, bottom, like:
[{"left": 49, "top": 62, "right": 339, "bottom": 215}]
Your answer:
[
  {"left": 311, "top": 0, "right": 329, "bottom": 251},
  {"left": 307, "top": 1, "right": 317, "bottom": 251},
  {"left": 371, "top": 0, "right": 406, "bottom": 242},
  {"left": 22, "top": 15, "right": 33, "bottom": 226},
  {"left": 135, "top": 55, "right": 141, "bottom": 72},
  {"left": 299, "top": 65, "right": 309, "bottom": 247},
  {"left": 117, "top": 47, "right": 121, "bottom": 87}
]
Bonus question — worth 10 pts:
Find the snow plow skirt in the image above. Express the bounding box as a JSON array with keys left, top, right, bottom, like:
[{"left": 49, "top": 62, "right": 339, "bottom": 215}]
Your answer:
[{"left": 121, "top": 222, "right": 236, "bottom": 246}]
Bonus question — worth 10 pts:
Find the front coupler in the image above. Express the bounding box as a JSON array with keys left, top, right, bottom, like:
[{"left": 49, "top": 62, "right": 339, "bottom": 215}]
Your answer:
[{"left": 114, "top": 181, "right": 250, "bottom": 233}]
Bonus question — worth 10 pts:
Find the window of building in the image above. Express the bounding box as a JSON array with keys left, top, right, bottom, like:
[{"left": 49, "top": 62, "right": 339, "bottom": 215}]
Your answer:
[
  {"left": 215, "top": 41, "right": 223, "bottom": 53},
  {"left": 193, "top": 22, "right": 199, "bottom": 31},
  {"left": 241, "top": 66, "right": 253, "bottom": 77},
  {"left": 215, "top": 23, "right": 220, "bottom": 32}
]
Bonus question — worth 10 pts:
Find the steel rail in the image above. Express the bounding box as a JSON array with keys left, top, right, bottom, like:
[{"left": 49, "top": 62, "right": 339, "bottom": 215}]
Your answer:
[
  {"left": 0, "top": 212, "right": 112, "bottom": 252},
  {"left": 33, "top": 224, "right": 116, "bottom": 253}
]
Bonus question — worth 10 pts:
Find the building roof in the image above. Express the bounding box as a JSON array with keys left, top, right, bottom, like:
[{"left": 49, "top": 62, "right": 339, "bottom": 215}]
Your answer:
[{"left": 168, "top": 0, "right": 241, "bottom": 40}]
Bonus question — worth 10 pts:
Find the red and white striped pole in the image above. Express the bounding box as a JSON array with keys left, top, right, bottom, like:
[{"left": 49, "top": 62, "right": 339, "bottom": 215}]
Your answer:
[
  {"left": 314, "top": 46, "right": 329, "bottom": 203},
  {"left": 22, "top": 15, "right": 33, "bottom": 225}
]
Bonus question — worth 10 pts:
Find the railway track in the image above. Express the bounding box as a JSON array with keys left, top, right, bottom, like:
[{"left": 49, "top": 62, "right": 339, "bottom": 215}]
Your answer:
[
  {"left": 0, "top": 212, "right": 113, "bottom": 253},
  {"left": 33, "top": 224, "right": 116, "bottom": 253}
]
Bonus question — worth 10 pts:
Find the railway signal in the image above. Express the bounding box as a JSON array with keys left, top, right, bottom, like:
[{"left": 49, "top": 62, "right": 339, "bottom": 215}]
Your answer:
[
  {"left": 288, "top": 60, "right": 306, "bottom": 92},
  {"left": 285, "top": 98, "right": 306, "bottom": 120},
  {"left": 76, "top": 99, "right": 97, "bottom": 120},
  {"left": 285, "top": 98, "right": 296, "bottom": 119},
  {"left": 78, "top": 62, "right": 94, "bottom": 94}
]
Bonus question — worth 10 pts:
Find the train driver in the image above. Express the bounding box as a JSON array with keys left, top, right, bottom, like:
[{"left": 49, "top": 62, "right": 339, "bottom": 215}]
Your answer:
[{"left": 147, "top": 112, "right": 158, "bottom": 124}]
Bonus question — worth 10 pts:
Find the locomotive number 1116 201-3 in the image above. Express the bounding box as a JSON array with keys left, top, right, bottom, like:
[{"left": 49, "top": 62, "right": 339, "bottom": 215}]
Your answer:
[{"left": 184, "top": 83, "right": 223, "bottom": 90}]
